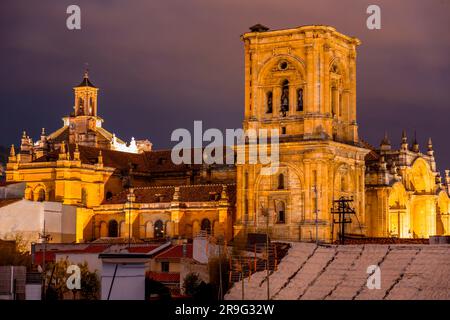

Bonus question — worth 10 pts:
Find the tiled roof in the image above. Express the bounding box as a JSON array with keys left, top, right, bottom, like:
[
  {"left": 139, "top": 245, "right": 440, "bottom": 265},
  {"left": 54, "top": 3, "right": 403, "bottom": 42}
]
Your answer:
[
  {"left": 154, "top": 244, "right": 193, "bottom": 260},
  {"left": 33, "top": 144, "right": 205, "bottom": 175},
  {"left": 147, "top": 271, "right": 180, "bottom": 283},
  {"left": 126, "top": 245, "right": 161, "bottom": 253},
  {"left": 75, "top": 76, "right": 96, "bottom": 88},
  {"left": 103, "top": 184, "right": 236, "bottom": 205}
]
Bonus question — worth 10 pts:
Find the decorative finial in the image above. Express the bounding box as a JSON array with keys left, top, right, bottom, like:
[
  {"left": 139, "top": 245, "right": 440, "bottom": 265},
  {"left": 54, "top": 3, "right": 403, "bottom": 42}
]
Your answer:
[
  {"left": 400, "top": 130, "right": 408, "bottom": 151},
  {"left": 436, "top": 172, "right": 442, "bottom": 184},
  {"left": 427, "top": 137, "right": 434, "bottom": 157},
  {"left": 412, "top": 131, "right": 419, "bottom": 152},
  {"left": 221, "top": 185, "right": 228, "bottom": 200},
  {"left": 41, "top": 128, "right": 46, "bottom": 136},
  {"left": 380, "top": 131, "right": 391, "bottom": 151},
  {"left": 74, "top": 144, "right": 80, "bottom": 161},
  {"left": 98, "top": 150, "right": 103, "bottom": 165},
  {"left": 10, "top": 144, "right": 15, "bottom": 157},
  {"left": 60, "top": 141, "right": 66, "bottom": 154}
]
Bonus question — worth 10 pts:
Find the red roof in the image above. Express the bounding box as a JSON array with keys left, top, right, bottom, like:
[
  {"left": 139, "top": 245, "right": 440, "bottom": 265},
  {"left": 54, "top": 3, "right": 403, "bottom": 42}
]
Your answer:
[
  {"left": 147, "top": 271, "right": 180, "bottom": 283},
  {"left": 126, "top": 245, "right": 161, "bottom": 253},
  {"left": 155, "top": 244, "right": 193, "bottom": 260}
]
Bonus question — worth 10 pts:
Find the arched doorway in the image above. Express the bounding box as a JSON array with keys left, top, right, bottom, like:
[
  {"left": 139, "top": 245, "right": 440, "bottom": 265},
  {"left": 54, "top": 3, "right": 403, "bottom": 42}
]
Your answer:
[
  {"left": 36, "top": 188, "right": 46, "bottom": 202},
  {"left": 154, "top": 220, "right": 164, "bottom": 239},
  {"left": 201, "top": 218, "right": 211, "bottom": 235},
  {"left": 108, "top": 220, "right": 118, "bottom": 237}
]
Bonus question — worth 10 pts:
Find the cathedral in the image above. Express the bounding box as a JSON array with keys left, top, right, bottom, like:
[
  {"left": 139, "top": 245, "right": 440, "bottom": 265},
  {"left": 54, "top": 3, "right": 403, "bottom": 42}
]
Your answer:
[{"left": 5, "top": 25, "right": 450, "bottom": 243}]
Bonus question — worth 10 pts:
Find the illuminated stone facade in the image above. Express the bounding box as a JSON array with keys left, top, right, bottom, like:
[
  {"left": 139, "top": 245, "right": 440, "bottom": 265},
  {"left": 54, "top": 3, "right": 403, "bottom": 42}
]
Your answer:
[
  {"left": 5, "top": 73, "right": 236, "bottom": 243},
  {"left": 236, "top": 25, "right": 369, "bottom": 242},
  {"left": 365, "top": 133, "right": 450, "bottom": 238},
  {"left": 4, "top": 25, "right": 450, "bottom": 243}
]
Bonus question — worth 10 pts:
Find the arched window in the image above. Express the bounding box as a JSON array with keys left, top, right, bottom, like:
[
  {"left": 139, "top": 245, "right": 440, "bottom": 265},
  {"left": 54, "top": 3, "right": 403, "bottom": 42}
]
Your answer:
[
  {"left": 340, "top": 175, "right": 348, "bottom": 192},
  {"left": 331, "top": 86, "right": 337, "bottom": 116},
  {"left": 78, "top": 98, "right": 84, "bottom": 115},
  {"left": 276, "top": 201, "right": 286, "bottom": 224},
  {"left": 154, "top": 220, "right": 164, "bottom": 239},
  {"left": 201, "top": 218, "right": 211, "bottom": 235},
  {"left": 37, "top": 189, "right": 46, "bottom": 202},
  {"left": 266, "top": 91, "right": 273, "bottom": 113},
  {"left": 280, "top": 80, "right": 289, "bottom": 116},
  {"left": 108, "top": 220, "right": 118, "bottom": 237},
  {"left": 297, "top": 88, "right": 303, "bottom": 111},
  {"left": 278, "top": 174, "right": 285, "bottom": 190},
  {"left": 89, "top": 97, "right": 94, "bottom": 115}
]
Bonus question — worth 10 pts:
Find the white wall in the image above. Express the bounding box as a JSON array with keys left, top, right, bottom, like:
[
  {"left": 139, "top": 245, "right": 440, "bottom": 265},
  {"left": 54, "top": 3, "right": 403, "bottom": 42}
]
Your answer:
[
  {"left": 0, "top": 182, "right": 25, "bottom": 199},
  {"left": 101, "top": 262, "right": 146, "bottom": 300},
  {"left": 55, "top": 253, "right": 102, "bottom": 273},
  {"left": 0, "top": 200, "right": 76, "bottom": 249},
  {"left": 25, "top": 284, "right": 42, "bottom": 300}
]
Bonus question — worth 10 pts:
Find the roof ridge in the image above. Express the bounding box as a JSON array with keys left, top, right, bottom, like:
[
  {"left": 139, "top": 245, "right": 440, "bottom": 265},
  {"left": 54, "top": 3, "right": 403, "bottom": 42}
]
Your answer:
[{"left": 134, "top": 183, "right": 236, "bottom": 190}]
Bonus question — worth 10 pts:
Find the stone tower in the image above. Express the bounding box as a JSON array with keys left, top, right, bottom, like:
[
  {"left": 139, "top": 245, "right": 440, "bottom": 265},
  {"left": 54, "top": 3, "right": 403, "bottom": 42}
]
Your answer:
[{"left": 235, "top": 25, "right": 370, "bottom": 242}]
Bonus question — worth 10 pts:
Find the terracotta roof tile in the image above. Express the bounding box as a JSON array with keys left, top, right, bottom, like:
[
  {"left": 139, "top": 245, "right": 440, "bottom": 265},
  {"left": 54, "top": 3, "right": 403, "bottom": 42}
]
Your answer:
[
  {"left": 155, "top": 244, "right": 193, "bottom": 260},
  {"left": 147, "top": 271, "right": 180, "bottom": 283},
  {"left": 126, "top": 245, "right": 161, "bottom": 253}
]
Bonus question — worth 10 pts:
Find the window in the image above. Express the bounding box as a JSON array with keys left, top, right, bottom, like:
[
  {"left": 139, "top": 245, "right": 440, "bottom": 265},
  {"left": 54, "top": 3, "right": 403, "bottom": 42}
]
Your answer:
[
  {"left": 105, "top": 191, "right": 113, "bottom": 201},
  {"left": 266, "top": 91, "right": 273, "bottom": 113},
  {"left": 331, "top": 86, "right": 337, "bottom": 116},
  {"left": 161, "top": 262, "right": 170, "bottom": 273},
  {"left": 279, "top": 61, "right": 288, "bottom": 70},
  {"left": 278, "top": 174, "right": 285, "bottom": 190},
  {"left": 341, "top": 176, "right": 347, "bottom": 192},
  {"left": 280, "top": 80, "right": 289, "bottom": 116},
  {"left": 297, "top": 88, "right": 303, "bottom": 111},
  {"left": 154, "top": 220, "right": 164, "bottom": 239},
  {"left": 78, "top": 98, "right": 84, "bottom": 115},
  {"left": 281, "top": 127, "right": 286, "bottom": 135},
  {"left": 201, "top": 219, "right": 211, "bottom": 235},
  {"left": 244, "top": 172, "right": 249, "bottom": 189},
  {"left": 108, "top": 220, "right": 118, "bottom": 237},
  {"left": 276, "top": 201, "right": 286, "bottom": 224}
]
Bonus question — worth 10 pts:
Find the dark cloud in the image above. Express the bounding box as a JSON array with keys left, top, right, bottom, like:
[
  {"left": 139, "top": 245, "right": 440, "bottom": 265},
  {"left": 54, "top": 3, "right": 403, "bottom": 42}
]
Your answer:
[{"left": 0, "top": 0, "right": 449, "bottom": 170}]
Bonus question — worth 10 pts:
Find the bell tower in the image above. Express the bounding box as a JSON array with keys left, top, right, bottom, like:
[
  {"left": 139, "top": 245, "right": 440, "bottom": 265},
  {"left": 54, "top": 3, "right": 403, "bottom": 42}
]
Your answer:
[
  {"left": 235, "top": 25, "right": 370, "bottom": 243},
  {"left": 242, "top": 25, "right": 360, "bottom": 143},
  {"left": 65, "top": 69, "right": 103, "bottom": 147},
  {"left": 73, "top": 70, "right": 98, "bottom": 117}
]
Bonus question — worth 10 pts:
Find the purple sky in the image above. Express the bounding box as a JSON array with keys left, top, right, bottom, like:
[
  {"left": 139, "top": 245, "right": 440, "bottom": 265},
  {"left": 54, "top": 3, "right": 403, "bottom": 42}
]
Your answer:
[{"left": 1, "top": 0, "right": 449, "bottom": 171}]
